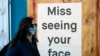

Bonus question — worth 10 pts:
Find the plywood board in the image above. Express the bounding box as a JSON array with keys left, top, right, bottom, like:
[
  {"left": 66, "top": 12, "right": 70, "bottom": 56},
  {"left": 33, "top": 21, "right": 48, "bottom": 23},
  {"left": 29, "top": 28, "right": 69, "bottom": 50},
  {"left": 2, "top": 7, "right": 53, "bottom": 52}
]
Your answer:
[
  {"left": 27, "top": 0, "right": 98, "bottom": 56},
  {"left": 98, "top": 0, "right": 100, "bottom": 55}
]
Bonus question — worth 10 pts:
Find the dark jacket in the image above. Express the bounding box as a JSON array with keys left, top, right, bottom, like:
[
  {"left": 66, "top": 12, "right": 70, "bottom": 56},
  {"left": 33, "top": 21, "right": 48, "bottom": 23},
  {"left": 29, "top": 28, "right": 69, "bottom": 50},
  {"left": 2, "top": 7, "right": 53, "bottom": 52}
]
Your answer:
[{"left": 4, "top": 38, "right": 40, "bottom": 56}]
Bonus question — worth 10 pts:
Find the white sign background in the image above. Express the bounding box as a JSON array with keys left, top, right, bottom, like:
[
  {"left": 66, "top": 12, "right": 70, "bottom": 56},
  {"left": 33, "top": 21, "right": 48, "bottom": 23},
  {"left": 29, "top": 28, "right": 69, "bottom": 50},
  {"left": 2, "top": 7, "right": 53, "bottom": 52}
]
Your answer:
[{"left": 37, "top": 3, "right": 82, "bottom": 56}]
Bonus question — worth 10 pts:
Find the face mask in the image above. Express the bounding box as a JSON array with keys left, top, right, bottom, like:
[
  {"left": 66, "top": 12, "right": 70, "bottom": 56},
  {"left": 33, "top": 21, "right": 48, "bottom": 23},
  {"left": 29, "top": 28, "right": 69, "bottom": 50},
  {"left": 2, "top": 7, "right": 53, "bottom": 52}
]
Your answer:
[{"left": 29, "top": 25, "right": 36, "bottom": 35}]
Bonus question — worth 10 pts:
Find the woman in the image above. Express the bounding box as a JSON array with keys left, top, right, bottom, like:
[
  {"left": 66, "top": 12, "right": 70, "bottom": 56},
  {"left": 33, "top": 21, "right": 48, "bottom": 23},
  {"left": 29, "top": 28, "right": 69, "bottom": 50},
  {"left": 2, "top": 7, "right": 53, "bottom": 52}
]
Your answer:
[{"left": 5, "top": 17, "right": 40, "bottom": 56}]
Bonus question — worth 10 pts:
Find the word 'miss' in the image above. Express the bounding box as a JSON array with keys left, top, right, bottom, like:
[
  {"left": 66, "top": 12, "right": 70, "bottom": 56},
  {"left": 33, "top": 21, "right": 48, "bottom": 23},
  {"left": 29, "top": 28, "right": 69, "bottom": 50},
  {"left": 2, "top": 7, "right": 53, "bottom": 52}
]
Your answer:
[{"left": 48, "top": 6, "right": 71, "bottom": 15}]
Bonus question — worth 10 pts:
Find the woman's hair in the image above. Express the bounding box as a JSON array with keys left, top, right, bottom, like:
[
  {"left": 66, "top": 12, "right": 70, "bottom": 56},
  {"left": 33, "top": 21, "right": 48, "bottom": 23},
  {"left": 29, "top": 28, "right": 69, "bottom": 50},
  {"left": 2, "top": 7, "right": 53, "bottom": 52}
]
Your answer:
[
  {"left": 8, "top": 17, "right": 34, "bottom": 49},
  {"left": 17, "top": 17, "right": 33, "bottom": 39}
]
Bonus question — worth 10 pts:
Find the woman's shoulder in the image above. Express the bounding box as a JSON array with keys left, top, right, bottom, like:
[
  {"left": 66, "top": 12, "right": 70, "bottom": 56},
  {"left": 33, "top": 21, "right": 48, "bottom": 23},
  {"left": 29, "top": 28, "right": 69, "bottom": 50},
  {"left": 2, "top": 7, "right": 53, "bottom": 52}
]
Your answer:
[
  {"left": 4, "top": 40, "right": 22, "bottom": 56},
  {"left": 6, "top": 40, "right": 24, "bottom": 51},
  {"left": 9, "top": 40, "right": 22, "bottom": 50},
  {"left": 15, "top": 40, "right": 27, "bottom": 49}
]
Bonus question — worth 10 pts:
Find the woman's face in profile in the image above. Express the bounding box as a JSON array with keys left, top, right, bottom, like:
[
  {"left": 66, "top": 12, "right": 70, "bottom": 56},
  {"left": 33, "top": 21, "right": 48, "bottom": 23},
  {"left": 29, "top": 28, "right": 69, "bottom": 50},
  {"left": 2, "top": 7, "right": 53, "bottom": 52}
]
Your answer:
[{"left": 28, "top": 20, "right": 37, "bottom": 36}]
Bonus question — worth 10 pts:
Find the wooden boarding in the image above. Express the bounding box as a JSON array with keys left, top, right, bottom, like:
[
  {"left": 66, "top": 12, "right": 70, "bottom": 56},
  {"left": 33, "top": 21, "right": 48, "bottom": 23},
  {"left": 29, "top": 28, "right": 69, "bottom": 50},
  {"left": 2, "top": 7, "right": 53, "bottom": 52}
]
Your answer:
[
  {"left": 27, "top": 0, "right": 99, "bottom": 56},
  {"left": 98, "top": 0, "right": 100, "bottom": 56}
]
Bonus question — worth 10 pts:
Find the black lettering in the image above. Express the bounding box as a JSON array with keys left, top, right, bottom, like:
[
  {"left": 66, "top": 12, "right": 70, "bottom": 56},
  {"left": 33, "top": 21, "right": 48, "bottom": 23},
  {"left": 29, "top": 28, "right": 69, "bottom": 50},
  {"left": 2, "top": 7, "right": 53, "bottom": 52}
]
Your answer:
[
  {"left": 57, "top": 6, "right": 59, "bottom": 15},
  {"left": 48, "top": 7, "right": 56, "bottom": 15},
  {"left": 53, "top": 51, "right": 57, "bottom": 56},
  {"left": 66, "top": 8, "right": 71, "bottom": 15},
  {"left": 71, "top": 23, "right": 77, "bottom": 32},
  {"left": 60, "top": 8, "right": 65, "bottom": 15},
  {"left": 48, "top": 23, "right": 53, "bottom": 29},
  {"left": 48, "top": 49, "right": 71, "bottom": 56},
  {"left": 48, "top": 49, "right": 52, "bottom": 56},
  {"left": 54, "top": 37, "right": 60, "bottom": 44},
  {"left": 65, "top": 51, "right": 71, "bottom": 56},
  {"left": 59, "top": 51, "right": 64, "bottom": 56},
  {"left": 42, "top": 23, "right": 47, "bottom": 29},
  {"left": 54, "top": 23, "right": 60, "bottom": 30},
  {"left": 67, "top": 37, "right": 71, "bottom": 44},
  {"left": 64, "top": 23, "right": 70, "bottom": 30},
  {"left": 48, "top": 37, "right": 53, "bottom": 46}
]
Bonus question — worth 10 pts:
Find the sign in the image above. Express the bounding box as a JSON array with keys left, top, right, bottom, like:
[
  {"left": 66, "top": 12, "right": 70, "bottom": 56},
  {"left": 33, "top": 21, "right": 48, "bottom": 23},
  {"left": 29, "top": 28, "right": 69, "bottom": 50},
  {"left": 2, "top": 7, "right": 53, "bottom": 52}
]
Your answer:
[{"left": 37, "top": 3, "right": 82, "bottom": 56}]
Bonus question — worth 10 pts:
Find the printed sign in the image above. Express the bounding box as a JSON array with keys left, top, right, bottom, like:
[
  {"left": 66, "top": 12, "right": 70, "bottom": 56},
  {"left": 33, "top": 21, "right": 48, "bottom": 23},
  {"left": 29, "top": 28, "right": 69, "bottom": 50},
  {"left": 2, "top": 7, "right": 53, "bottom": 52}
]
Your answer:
[{"left": 37, "top": 3, "right": 82, "bottom": 56}]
